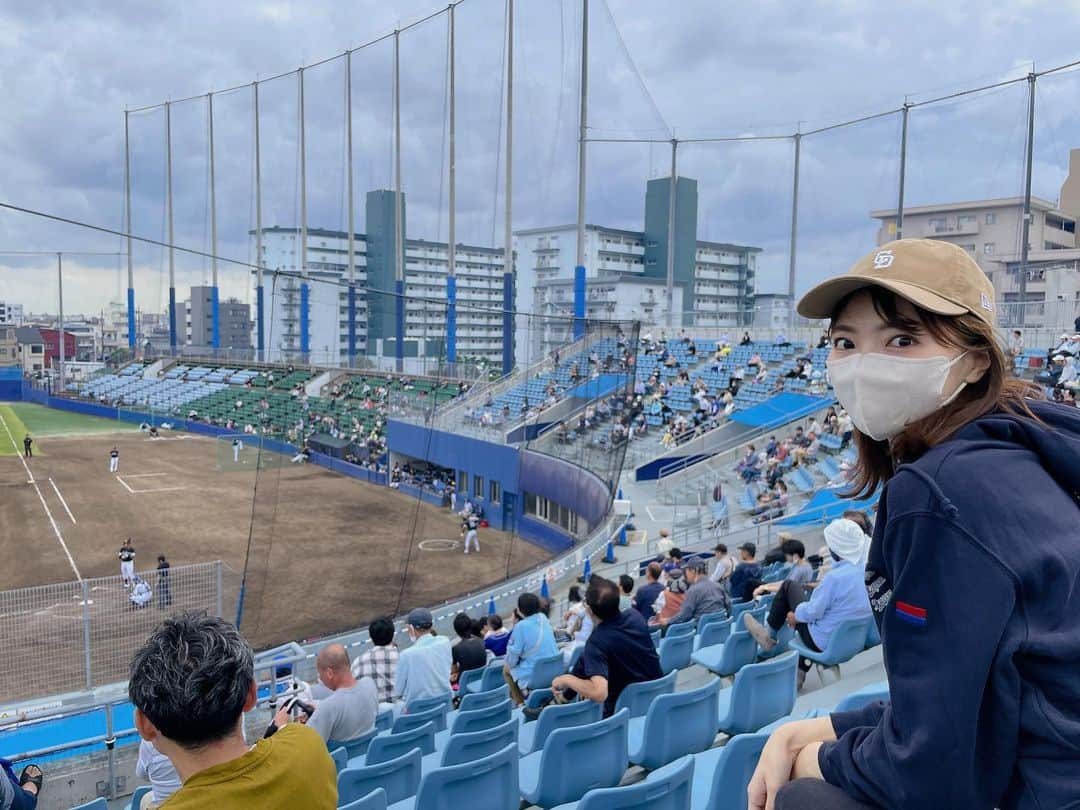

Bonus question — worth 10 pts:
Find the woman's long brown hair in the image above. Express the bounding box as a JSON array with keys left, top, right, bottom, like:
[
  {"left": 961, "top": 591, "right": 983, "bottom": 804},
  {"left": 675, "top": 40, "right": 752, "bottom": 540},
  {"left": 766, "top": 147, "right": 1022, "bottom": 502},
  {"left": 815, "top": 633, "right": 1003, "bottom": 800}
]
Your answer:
[{"left": 834, "top": 288, "right": 1042, "bottom": 499}]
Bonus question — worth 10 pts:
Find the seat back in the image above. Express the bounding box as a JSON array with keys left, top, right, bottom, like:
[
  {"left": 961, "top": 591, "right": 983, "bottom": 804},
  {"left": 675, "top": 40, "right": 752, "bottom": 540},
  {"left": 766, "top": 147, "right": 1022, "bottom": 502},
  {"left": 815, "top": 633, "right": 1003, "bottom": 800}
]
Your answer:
[
  {"left": 725, "top": 653, "right": 798, "bottom": 734},
  {"left": 664, "top": 620, "right": 696, "bottom": 639},
  {"left": 730, "top": 600, "right": 755, "bottom": 620},
  {"left": 658, "top": 632, "right": 694, "bottom": 674},
  {"left": 577, "top": 754, "right": 694, "bottom": 810},
  {"left": 716, "top": 629, "right": 758, "bottom": 677},
  {"left": 329, "top": 725, "right": 379, "bottom": 761},
  {"left": 864, "top": 618, "right": 881, "bottom": 648},
  {"left": 757, "top": 623, "right": 794, "bottom": 660},
  {"left": 330, "top": 745, "right": 348, "bottom": 773},
  {"left": 526, "top": 696, "right": 603, "bottom": 753},
  {"left": 696, "top": 618, "right": 732, "bottom": 649},
  {"left": 478, "top": 660, "right": 507, "bottom": 691},
  {"left": 649, "top": 628, "right": 661, "bottom": 648},
  {"left": 414, "top": 742, "right": 520, "bottom": 810},
  {"left": 567, "top": 643, "right": 585, "bottom": 672},
  {"left": 696, "top": 610, "right": 729, "bottom": 633},
  {"left": 405, "top": 691, "right": 452, "bottom": 716},
  {"left": 636, "top": 678, "right": 721, "bottom": 770},
  {"left": 456, "top": 683, "right": 509, "bottom": 713},
  {"left": 456, "top": 666, "right": 485, "bottom": 694},
  {"left": 820, "top": 618, "right": 873, "bottom": 665},
  {"left": 704, "top": 733, "right": 769, "bottom": 810},
  {"left": 448, "top": 697, "right": 512, "bottom": 736},
  {"left": 71, "top": 799, "right": 108, "bottom": 810},
  {"left": 533, "top": 709, "right": 631, "bottom": 808},
  {"left": 392, "top": 702, "right": 448, "bottom": 734},
  {"left": 440, "top": 716, "right": 519, "bottom": 767},
  {"left": 126, "top": 786, "right": 152, "bottom": 810},
  {"left": 528, "top": 652, "right": 567, "bottom": 690},
  {"left": 374, "top": 705, "right": 394, "bottom": 733},
  {"left": 338, "top": 748, "right": 421, "bottom": 806},
  {"left": 338, "top": 787, "right": 388, "bottom": 810},
  {"left": 833, "top": 680, "right": 889, "bottom": 713},
  {"left": 365, "top": 721, "right": 436, "bottom": 765},
  {"left": 613, "top": 670, "right": 677, "bottom": 719}
]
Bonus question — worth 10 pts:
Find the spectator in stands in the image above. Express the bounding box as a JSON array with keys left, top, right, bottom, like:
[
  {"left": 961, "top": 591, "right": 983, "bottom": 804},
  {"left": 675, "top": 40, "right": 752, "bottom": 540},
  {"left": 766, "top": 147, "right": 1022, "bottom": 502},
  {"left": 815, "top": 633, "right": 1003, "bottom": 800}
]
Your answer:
[
  {"left": 394, "top": 608, "right": 452, "bottom": 706},
  {"left": 649, "top": 568, "right": 689, "bottom": 626},
  {"left": 504, "top": 592, "right": 559, "bottom": 704},
  {"left": 136, "top": 738, "right": 180, "bottom": 808},
  {"left": 483, "top": 614, "right": 511, "bottom": 658},
  {"left": 555, "top": 586, "right": 587, "bottom": 642},
  {"left": 618, "top": 575, "right": 635, "bottom": 612},
  {"left": 1008, "top": 329, "right": 1024, "bottom": 360},
  {"left": 792, "top": 432, "right": 819, "bottom": 467},
  {"left": 662, "top": 547, "right": 683, "bottom": 573},
  {"left": 306, "top": 644, "right": 377, "bottom": 744},
  {"left": 710, "top": 543, "right": 735, "bottom": 584},
  {"left": 729, "top": 543, "right": 762, "bottom": 602},
  {"left": 551, "top": 577, "right": 663, "bottom": 717},
  {"left": 737, "top": 444, "right": 762, "bottom": 483},
  {"left": 754, "top": 239, "right": 1080, "bottom": 810},
  {"left": 128, "top": 613, "right": 336, "bottom": 809},
  {"left": 633, "top": 562, "right": 664, "bottom": 621},
  {"left": 354, "top": 617, "right": 401, "bottom": 708},
  {"left": 1, "top": 763, "right": 42, "bottom": 810},
  {"left": 659, "top": 560, "right": 731, "bottom": 627},
  {"left": 750, "top": 539, "right": 814, "bottom": 601},
  {"left": 1058, "top": 356, "right": 1079, "bottom": 392},
  {"left": 740, "top": 332, "right": 752, "bottom": 346},
  {"left": 450, "top": 613, "right": 487, "bottom": 689}
]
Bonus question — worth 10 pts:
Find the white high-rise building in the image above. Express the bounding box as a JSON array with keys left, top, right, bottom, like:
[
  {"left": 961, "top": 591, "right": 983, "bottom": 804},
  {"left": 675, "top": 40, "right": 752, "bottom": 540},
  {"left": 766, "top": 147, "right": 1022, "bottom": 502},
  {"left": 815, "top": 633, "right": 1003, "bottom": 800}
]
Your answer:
[{"left": 0, "top": 301, "right": 24, "bottom": 326}]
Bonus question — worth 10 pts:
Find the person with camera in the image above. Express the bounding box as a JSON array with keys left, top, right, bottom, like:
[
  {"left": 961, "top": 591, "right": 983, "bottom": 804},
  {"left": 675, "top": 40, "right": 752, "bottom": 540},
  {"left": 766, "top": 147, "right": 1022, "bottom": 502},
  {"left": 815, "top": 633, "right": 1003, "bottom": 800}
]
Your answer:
[
  {"left": 128, "top": 612, "right": 336, "bottom": 809},
  {"left": 303, "top": 644, "right": 377, "bottom": 744}
]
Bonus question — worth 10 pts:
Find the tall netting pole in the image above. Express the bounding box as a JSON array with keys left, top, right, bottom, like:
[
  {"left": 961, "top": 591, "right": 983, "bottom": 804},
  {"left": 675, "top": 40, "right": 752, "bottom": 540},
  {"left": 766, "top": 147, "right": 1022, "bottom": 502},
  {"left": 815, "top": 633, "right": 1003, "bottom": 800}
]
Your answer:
[
  {"left": 254, "top": 81, "right": 264, "bottom": 363},
  {"left": 124, "top": 109, "right": 136, "bottom": 352},
  {"left": 446, "top": 4, "right": 457, "bottom": 371},
  {"left": 208, "top": 92, "right": 220, "bottom": 352},
  {"left": 503, "top": 0, "right": 515, "bottom": 375},
  {"left": 166, "top": 100, "right": 177, "bottom": 352},
  {"left": 573, "top": 0, "right": 589, "bottom": 341}
]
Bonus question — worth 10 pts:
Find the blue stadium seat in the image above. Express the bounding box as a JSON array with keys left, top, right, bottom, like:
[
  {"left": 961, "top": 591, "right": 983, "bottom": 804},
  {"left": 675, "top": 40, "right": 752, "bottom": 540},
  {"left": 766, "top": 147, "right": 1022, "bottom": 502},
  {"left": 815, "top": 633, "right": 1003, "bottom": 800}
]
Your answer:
[
  {"left": 339, "top": 748, "right": 422, "bottom": 806},
  {"left": 392, "top": 703, "right": 449, "bottom": 735},
  {"left": 405, "top": 693, "right": 453, "bottom": 716},
  {"left": 865, "top": 618, "right": 881, "bottom": 648},
  {"left": 529, "top": 653, "right": 568, "bottom": 691},
  {"left": 125, "top": 787, "right": 152, "bottom": 810},
  {"left": 331, "top": 745, "right": 349, "bottom": 773},
  {"left": 612, "top": 670, "right": 677, "bottom": 719},
  {"left": 789, "top": 618, "right": 872, "bottom": 684},
  {"left": 756, "top": 623, "right": 795, "bottom": 660},
  {"left": 328, "top": 725, "right": 380, "bottom": 764},
  {"left": 456, "top": 666, "right": 484, "bottom": 694},
  {"left": 691, "top": 628, "right": 757, "bottom": 678},
  {"left": 387, "top": 742, "right": 519, "bottom": 810},
  {"left": 650, "top": 628, "right": 661, "bottom": 648},
  {"left": 696, "top": 611, "right": 729, "bottom": 633},
  {"left": 375, "top": 705, "right": 395, "bottom": 734},
  {"left": 628, "top": 678, "right": 721, "bottom": 770},
  {"left": 468, "top": 660, "right": 507, "bottom": 693},
  {"left": 340, "top": 788, "right": 388, "bottom": 810},
  {"left": 421, "top": 716, "right": 518, "bottom": 774},
  {"left": 359, "top": 722, "right": 437, "bottom": 767},
  {"left": 664, "top": 620, "right": 697, "bottom": 639},
  {"left": 833, "top": 680, "right": 889, "bottom": 713},
  {"left": 730, "top": 601, "right": 756, "bottom": 621},
  {"left": 549, "top": 754, "right": 695, "bottom": 810},
  {"left": 567, "top": 644, "right": 585, "bottom": 672},
  {"left": 434, "top": 698, "right": 513, "bottom": 750},
  {"left": 689, "top": 732, "right": 768, "bottom": 810},
  {"left": 68, "top": 800, "right": 108, "bottom": 810},
  {"left": 716, "top": 654, "right": 798, "bottom": 736},
  {"left": 519, "top": 709, "right": 630, "bottom": 808},
  {"left": 658, "top": 632, "right": 695, "bottom": 674},
  {"left": 453, "top": 683, "right": 509, "bottom": 715},
  {"left": 694, "top": 617, "right": 733, "bottom": 652},
  {"left": 519, "top": 696, "right": 603, "bottom": 755}
]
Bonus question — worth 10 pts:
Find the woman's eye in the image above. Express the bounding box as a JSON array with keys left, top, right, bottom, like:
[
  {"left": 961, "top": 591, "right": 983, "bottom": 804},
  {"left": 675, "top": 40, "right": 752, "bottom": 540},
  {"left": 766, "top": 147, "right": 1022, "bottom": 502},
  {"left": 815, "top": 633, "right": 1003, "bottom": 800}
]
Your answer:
[
  {"left": 832, "top": 337, "right": 854, "bottom": 350},
  {"left": 888, "top": 335, "right": 915, "bottom": 348}
]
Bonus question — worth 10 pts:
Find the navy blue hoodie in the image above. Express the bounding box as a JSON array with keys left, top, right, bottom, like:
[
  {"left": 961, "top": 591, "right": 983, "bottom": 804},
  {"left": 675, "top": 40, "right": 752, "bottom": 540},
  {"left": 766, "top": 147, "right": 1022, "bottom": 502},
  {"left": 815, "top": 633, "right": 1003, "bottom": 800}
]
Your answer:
[{"left": 819, "top": 400, "right": 1080, "bottom": 809}]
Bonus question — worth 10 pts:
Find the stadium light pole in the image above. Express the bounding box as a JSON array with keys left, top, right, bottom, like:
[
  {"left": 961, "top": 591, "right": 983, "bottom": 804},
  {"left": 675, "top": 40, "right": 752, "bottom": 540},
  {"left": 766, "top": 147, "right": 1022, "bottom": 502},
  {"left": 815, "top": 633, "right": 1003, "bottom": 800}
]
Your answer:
[{"left": 787, "top": 131, "right": 801, "bottom": 329}]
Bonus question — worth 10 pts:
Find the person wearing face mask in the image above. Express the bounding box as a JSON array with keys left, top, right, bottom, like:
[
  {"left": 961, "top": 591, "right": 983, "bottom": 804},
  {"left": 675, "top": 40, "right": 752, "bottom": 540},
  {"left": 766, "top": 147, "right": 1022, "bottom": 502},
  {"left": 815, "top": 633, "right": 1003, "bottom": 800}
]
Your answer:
[{"left": 748, "top": 239, "right": 1080, "bottom": 810}]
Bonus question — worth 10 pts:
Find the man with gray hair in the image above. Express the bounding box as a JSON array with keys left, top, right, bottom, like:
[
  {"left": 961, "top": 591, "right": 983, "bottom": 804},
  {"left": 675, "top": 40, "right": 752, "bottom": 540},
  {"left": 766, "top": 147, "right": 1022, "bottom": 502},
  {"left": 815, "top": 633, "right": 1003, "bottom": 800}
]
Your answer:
[
  {"left": 128, "top": 612, "right": 336, "bottom": 809},
  {"left": 306, "top": 644, "right": 378, "bottom": 744}
]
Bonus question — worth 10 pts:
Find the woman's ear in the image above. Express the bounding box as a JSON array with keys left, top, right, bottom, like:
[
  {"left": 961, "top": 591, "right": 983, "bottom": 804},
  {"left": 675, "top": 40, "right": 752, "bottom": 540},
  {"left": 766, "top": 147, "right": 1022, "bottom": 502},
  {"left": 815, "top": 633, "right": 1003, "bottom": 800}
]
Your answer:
[{"left": 964, "top": 349, "right": 992, "bottom": 383}]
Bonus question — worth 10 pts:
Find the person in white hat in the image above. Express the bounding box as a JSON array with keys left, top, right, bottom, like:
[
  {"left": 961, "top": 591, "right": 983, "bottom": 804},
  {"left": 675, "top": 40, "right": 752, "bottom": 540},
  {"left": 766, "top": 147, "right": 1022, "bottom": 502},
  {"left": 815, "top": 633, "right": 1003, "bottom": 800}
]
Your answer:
[{"left": 749, "top": 239, "right": 1080, "bottom": 810}]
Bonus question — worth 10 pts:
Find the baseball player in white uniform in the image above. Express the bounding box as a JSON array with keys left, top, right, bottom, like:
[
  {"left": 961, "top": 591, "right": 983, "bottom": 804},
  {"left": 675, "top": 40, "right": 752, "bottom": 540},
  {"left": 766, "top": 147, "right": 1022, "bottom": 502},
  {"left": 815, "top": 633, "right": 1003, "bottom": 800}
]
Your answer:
[
  {"left": 232, "top": 438, "right": 243, "bottom": 463},
  {"left": 462, "top": 512, "right": 480, "bottom": 555},
  {"left": 109, "top": 445, "right": 120, "bottom": 473},
  {"left": 118, "top": 539, "right": 136, "bottom": 589}
]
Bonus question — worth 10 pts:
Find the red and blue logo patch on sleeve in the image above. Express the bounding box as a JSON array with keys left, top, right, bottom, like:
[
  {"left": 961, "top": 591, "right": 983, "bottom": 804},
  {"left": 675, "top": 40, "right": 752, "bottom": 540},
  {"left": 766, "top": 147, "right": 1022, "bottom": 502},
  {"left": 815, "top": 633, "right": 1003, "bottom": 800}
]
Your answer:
[{"left": 895, "top": 601, "right": 927, "bottom": 627}]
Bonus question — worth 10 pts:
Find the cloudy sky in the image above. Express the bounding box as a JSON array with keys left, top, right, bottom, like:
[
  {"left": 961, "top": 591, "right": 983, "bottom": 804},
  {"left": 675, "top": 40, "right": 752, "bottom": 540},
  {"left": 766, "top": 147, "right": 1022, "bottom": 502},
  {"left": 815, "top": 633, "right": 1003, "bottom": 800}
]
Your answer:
[{"left": 1, "top": 0, "right": 1078, "bottom": 317}]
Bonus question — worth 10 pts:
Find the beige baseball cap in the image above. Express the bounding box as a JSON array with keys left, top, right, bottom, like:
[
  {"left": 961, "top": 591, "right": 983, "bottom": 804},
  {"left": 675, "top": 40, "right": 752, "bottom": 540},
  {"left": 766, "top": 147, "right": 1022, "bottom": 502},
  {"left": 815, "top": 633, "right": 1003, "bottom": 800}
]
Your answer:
[{"left": 797, "top": 238, "right": 997, "bottom": 328}]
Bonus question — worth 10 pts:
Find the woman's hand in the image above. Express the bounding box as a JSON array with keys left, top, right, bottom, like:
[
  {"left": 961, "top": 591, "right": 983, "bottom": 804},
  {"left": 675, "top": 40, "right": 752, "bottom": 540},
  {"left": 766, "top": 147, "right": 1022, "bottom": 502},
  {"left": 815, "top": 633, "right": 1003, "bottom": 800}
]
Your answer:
[{"left": 748, "top": 718, "right": 835, "bottom": 810}]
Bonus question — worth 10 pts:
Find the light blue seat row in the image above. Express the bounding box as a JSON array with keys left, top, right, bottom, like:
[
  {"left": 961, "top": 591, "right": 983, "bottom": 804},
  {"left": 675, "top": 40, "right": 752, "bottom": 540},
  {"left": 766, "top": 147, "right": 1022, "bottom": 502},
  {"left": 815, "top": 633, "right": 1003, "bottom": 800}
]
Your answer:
[
  {"left": 716, "top": 654, "right": 798, "bottom": 736},
  {"left": 549, "top": 754, "right": 695, "bottom": 810},
  {"left": 691, "top": 628, "right": 758, "bottom": 677},
  {"left": 628, "top": 678, "right": 721, "bottom": 771},
  {"left": 789, "top": 618, "right": 872, "bottom": 684}
]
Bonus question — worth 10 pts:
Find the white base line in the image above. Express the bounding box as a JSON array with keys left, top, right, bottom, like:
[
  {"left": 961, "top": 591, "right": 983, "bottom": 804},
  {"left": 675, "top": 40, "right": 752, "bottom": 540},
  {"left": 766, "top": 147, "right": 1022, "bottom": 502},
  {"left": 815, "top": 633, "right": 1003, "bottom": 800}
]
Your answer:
[
  {"left": 122, "top": 472, "right": 168, "bottom": 478},
  {"left": 48, "top": 478, "right": 77, "bottom": 524},
  {"left": 132, "top": 486, "right": 186, "bottom": 494},
  {"left": 115, "top": 475, "right": 136, "bottom": 494},
  {"left": 0, "top": 411, "right": 82, "bottom": 582}
]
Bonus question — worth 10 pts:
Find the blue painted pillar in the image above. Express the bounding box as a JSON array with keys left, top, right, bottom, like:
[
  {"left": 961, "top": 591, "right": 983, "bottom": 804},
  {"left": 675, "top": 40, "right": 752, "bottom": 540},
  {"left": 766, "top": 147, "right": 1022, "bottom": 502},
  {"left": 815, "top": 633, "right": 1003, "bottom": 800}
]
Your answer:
[
  {"left": 446, "top": 276, "right": 457, "bottom": 365},
  {"left": 573, "top": 264, "right": 586, "bottom": 340},
  {"left": 168, "top": 286, "right": 178, "bottom": 352},
  {"left": 502, "top": 271, "right": 514, "bottom": 375},
  {"left": 299, "top": 281, "right": 310, "bottom": 358},
  {"left": 211, "top": 285, "right": 220, "bottom": 350},
  {"left": 347, "top": 284, "right": 358, "bottom": 366},
  {"left": 126, "top": 287, "right": 136, "bottom": 350},
  {"left": 256, "top": 285, "right": 265, "bottom": 360},
  {"left": 395, "top": 279, "right": 405, "bottom": 373}
]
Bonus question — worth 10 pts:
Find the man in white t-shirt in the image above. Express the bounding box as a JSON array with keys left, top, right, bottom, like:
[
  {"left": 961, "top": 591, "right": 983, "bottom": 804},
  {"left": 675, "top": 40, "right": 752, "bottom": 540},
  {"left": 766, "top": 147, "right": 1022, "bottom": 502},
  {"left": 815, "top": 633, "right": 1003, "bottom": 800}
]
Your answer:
[{"left": 710, "top": 543, "right": 735, "bottom": 585}]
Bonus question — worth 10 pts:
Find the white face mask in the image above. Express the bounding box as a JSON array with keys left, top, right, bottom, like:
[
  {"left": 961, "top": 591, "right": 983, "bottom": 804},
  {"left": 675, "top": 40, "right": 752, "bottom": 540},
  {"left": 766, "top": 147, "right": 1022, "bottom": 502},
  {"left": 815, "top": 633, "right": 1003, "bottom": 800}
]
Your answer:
[{"left": 826, "top": 352, "right": 968, "bottom": 441}]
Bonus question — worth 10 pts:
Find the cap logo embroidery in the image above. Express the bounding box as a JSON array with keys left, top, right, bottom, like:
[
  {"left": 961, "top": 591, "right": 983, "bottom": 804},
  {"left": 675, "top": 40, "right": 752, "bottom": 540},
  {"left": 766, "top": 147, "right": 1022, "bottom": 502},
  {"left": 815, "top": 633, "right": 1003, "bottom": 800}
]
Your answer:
[
  {"left": 980, "top": 293, "right": 994, "bottom": 312},
  {"left": 872, "top": 250, "right": 894, "bottom": 269}
]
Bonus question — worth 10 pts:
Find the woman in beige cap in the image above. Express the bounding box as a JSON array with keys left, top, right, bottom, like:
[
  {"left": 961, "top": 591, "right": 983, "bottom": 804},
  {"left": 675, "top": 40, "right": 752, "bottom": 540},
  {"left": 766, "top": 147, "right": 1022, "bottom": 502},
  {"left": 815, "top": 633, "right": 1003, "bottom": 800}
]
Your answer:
[{"left": 750, "top": 239, "right": 1080, "bottom": 810}]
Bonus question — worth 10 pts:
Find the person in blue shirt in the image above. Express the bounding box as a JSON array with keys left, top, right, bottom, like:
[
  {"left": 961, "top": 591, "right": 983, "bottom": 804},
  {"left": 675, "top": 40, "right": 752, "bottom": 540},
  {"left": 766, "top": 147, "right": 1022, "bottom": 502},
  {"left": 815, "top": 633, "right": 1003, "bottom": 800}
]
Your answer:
[
  {"left": 728, "top": 543, "right": 762, "bottom": 602},
  {"left": 750, "top": 239, "right": 1080, "bottom": 810},
  {"left": 632, "top": 562, "right": 664, "bottom": 621},
  {"left": 393, "top": 608, "right": 452, "bottom": 707},
  {"left": 503, "top": 592, "right": 559, "bottom": 705}
]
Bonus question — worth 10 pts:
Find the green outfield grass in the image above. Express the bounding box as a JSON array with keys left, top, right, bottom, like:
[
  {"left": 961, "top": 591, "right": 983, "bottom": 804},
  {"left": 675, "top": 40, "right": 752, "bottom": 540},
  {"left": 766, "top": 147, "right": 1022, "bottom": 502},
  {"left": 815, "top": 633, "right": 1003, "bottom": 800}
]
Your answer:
[{"left": 0, "top": 402, "right": 136, "bottom": 455}]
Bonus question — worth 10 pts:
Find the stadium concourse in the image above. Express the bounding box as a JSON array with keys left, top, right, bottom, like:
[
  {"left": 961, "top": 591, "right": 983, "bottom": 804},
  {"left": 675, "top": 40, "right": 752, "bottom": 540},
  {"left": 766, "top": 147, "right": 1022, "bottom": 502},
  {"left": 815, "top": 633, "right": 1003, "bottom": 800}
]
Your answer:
[{"left": 0, "top": 329, "right": 1069, "bottom": 810}]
